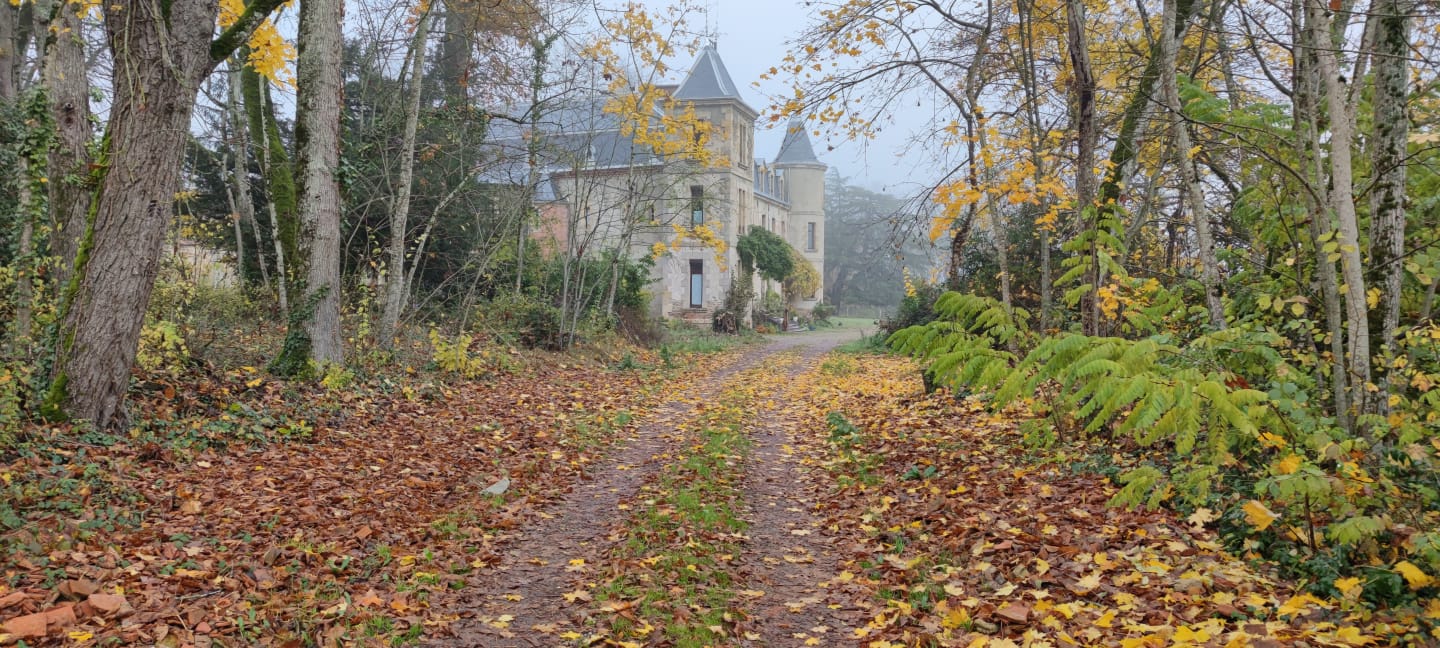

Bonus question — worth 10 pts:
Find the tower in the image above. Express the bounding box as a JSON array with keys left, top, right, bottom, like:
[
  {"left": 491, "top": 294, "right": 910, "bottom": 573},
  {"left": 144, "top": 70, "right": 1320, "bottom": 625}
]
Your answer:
[
  {"left": 660, "top": 44, "right": 760, "bottom": 321},
  {"left": 774, "top": 117, "right": 827, "bottom": 309}
]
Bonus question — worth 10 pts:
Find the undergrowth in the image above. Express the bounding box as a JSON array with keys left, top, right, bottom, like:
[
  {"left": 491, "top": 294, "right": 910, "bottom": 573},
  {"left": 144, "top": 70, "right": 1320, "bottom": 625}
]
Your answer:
[{"left": 889, "top": 289, "right": 1440, "bottom": 617}]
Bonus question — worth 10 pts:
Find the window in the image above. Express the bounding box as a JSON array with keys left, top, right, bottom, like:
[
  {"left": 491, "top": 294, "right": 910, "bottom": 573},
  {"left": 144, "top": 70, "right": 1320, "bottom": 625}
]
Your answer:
[
  {"left": 690, "top": 185, "right": 704, "bottom": 226},
  {"left": 689, "top": 259, "right": 704, "bottom": 308},
  {"left": 806, "top": 222, "right": 817, "bottom": 252},
  {"left": 738, "top": 189, "right": 747, "bottom": 229}
]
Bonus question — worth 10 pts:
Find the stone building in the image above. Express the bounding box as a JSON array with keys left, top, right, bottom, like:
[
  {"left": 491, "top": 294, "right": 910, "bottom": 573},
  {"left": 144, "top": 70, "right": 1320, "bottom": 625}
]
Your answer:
[{"left": 521, "top": 44, "right": 827, "bottom": 324}]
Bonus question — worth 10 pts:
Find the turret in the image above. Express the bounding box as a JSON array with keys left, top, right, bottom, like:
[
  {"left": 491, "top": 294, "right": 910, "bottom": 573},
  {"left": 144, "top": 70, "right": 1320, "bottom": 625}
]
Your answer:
[{"left": 773, "top": 118, "right": 827, "bottom": 307}]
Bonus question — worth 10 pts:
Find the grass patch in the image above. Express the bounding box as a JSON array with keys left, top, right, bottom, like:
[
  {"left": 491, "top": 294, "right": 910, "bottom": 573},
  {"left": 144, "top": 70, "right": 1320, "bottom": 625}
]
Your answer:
[
  {"left": 589, "top": 357, "right": 794, "bottom": 646},
  {"left": 836, "top": 332, "right": 890, "bottom": 354},
  {"left": 661, "top": 322, "right": 757, "bottom": 355}
]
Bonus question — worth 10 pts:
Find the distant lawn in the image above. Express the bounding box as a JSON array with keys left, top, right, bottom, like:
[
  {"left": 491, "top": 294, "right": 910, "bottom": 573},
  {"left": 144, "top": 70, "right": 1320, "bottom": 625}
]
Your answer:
[{"left": 826, "top": 316, "right": 879, "bottom": 330}]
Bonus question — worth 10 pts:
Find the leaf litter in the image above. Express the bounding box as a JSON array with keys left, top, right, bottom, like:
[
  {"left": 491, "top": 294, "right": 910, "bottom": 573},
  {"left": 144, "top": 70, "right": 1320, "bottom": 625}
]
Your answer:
[{"left": 0, "top": 346, "right": 719, "bottom": 646}]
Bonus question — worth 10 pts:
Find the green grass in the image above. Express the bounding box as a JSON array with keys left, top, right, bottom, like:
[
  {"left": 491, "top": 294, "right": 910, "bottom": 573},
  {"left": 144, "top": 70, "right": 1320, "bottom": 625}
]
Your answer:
[
  {"left": 836, "top": 332, "right": 890, "bottom": 354},
  {"left": 589, "top": 358, "right": 794, "bottom": 646},
  {"left": 828, "top": 316, "right": 880, "bottom": 329},
  {"left": 661, "top": 321, "right": 758, "bottom": 354}
]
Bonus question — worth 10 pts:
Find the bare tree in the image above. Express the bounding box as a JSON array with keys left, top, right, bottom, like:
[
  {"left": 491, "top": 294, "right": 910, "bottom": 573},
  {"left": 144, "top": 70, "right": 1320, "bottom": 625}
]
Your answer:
[
  {"left": 1159, "top": 0, "right": 1224, "bottom": 329},
  {"left": 379, "top": 5, "right": 432, "bottom": 348}
]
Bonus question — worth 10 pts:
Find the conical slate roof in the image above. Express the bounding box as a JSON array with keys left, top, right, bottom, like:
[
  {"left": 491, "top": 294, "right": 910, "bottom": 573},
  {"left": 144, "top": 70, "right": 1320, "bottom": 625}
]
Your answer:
[
  {"left": 775, "top": 118, "right": 822, "bottom": 165},
  {"left": 673, "top": 44, "right": 744, "bottom": 102}
]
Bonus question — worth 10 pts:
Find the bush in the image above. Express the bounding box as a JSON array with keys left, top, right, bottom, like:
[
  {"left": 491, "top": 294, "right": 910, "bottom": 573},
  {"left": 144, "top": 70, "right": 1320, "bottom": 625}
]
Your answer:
[
  {"left": 811, "top": 302, "right": 836, "bottom": 326},
  {"left": 617, "top": 304, "right": 664, "bottom": 346},
  {"left": 713, "top": 271, "right": 755, "bottom": 334},
  {"left": 477, "top": 293, "right": 562, "bottom": 350},
  {"left": 879, "top": 281, "right": 943, "bottom": 335}
]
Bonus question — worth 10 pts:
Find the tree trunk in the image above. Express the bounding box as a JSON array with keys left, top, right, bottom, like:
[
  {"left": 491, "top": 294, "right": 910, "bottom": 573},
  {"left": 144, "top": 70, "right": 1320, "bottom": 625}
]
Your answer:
[
  {"left": 259, "top": 99, "right": 290, "bottom": 313},
  {"left": 0, "top": 3, "right": 14, "bottom": 102},
  {"left": 242, "top": 63, "right": 299, "bottom": 306},
  {"left": 43, "top": 0, "right": 285, "bottom": 428},
  {"left": 227, "top": 62, "right": 271, "bottom": 289},
  {"left": 1065, "top": 0, "right": 1099, "bottom": 335},
  {"left": 1295, "top": 1, "right": 1350, "bottom": 432},
  {"left": 1017, "top": 0, "right": 1051, "bottom": 331},
  {"left": 1311, "top": 0, "right": 1371, "bottom": 413},
  {"left": 1160, "top": 0, "right": 1224, "bottom": 329},
  {"left": 14, "top": 159, "right": 35, "bottom": 349},
  {"left": 1369, "top": 0, "right": 1410, "bottom": 410},
  {"left": 222, "top": 154, "right": 247, "bottom": 284},
  {"left": 944, "top": 214, "right": 974, "bottom": 290},
  {"left": 380, "top": 8, "right": 431, "bottom": 347},
  {"left": 291, "top": 0, "right": 346, "bottom": 366},
  {"left": 41, "top": 0, "right": 92, "bottom": 283}
]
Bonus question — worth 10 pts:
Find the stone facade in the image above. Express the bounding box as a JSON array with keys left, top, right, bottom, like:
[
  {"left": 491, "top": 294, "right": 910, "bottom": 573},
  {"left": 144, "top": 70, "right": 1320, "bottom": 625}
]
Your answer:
[{"left": 533, "top": 44, "right": 827, "bottom": 324}]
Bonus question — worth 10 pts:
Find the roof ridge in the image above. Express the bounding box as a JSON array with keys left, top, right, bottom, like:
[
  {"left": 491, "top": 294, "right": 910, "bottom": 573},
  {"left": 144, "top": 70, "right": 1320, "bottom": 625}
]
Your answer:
[
  {"left": 774, "top": 117, "right": 822, "bottom": 165},
  {"left": 673, "top": 43, "right": 745, "bottom": 104}
]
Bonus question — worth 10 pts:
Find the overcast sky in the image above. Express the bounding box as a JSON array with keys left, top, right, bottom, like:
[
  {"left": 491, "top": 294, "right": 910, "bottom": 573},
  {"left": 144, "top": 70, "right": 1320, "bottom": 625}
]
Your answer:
[
  {"left": 306, "top": 1, "right": 932, "bottom": 195},
  {"left": 631, "top": 0, "right": 932, "bottom": 196}
]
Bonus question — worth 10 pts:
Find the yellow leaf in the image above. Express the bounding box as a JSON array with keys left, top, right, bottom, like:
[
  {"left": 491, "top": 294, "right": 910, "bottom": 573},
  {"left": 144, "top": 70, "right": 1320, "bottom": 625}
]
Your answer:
[
  {"left": 1093, "top": 609, "right": 1116, "bottom": 628},
  {"left": 1277, "top": 593, "right": 1323, "bottom": 617},
  {"left": 1243, "top": 500, "right": 1280, "bottom": 531},
  {"left": 1073, "top": 572, "right": 1102, "bottom": 593},
  {"left": 1275, "top": 454, "right": 1303, "bottom": 475},
  {"left": 1334, "top": 576, "right": 1363, "bottom": 599},
  {"left": 1174, "top": 626, "right": 1210, "bottom": 642},
  {"left": 1034, "top": 557, "right": 1051, "bottom": 575},
  {"left": 1396, "top": 561, "right": 1434, "bottom": 590},
  {"left": 1326, "top": 627, "right": 1377, "bottom": 646},
  {"left": 1257, "top": 432, "right": 1288, "bottom": 449},
  {"left": 942, "top": 605, "right": 970, "bottom": 629}
]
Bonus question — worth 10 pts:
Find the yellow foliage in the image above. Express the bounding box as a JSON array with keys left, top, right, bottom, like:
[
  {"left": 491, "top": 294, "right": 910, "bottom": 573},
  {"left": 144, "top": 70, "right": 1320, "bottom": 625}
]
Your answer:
[
  {"left": 1242, "top": 499, "right": 1280, "bottom": 531},
  {"left": 1395, "top": 561, "right": 1434, "bottom": 590},
  {"left": 219, "top": 0, "right": 297, "bottom": 87}
]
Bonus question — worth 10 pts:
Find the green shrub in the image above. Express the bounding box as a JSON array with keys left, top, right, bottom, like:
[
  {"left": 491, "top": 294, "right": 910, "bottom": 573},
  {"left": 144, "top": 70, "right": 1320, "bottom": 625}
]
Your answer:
[
  {"left": 880, "top": 281, "right": 943, "bottom": 335},
  {"left": 890, "top": 288, "right": 1440, "bottom": 609},
  {"left": 811, "top": 302, "right": 836, "bottom": 326},
  {"left": 477, "top": 293, "right": 562, "bottom": 350}
]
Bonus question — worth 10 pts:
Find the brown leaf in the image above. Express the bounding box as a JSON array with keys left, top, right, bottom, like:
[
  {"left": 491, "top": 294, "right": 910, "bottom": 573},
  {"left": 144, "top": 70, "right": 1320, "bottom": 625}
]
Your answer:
[
  {"left": 87, "top": 593, "right": 128, "bottom": 615},
  {"left": 39, "top": 604, "right": 77, "bottom": 630},
  {"left": 56, "top": 579, "right": 101, "bottom": 599},
  {"left": 995, "top": 603, "right": 1030, "bottom": 624},
  {"left": 1, "top": 612, "right": 47, "bottom": 638},
  {"left": 0, "top": 591, "right": 27, "bottom": 610},
  {"left": 355, "top": 590, "right": 384, "bottom": 608}
]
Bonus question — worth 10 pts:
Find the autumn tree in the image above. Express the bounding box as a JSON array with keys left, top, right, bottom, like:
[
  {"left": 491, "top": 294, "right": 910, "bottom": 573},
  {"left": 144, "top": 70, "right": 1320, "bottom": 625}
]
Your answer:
[{"left": 44, "top": 0, "right": 290, "bottom": 428}]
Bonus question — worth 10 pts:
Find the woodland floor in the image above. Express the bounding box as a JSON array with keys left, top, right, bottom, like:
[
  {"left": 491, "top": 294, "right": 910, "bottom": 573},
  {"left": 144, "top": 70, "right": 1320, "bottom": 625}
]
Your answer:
[{"left": 2, "top": 325, "right": 1429, "bottom": 647}]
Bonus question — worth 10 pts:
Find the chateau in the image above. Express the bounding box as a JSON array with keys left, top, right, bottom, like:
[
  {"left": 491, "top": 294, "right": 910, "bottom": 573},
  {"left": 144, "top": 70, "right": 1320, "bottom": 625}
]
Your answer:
[{"left": 520, "top": 44, "right": 827, "bottom": 324}]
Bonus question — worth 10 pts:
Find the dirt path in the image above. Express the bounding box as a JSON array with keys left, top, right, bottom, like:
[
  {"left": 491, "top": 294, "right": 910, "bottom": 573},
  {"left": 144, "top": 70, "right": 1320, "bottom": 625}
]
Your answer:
[
  {"left": 432, "top": 330, "right": 861, "bottom": 647},
  {"left": 733, "top": 338, "right": 871, "bottom": 646}
]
